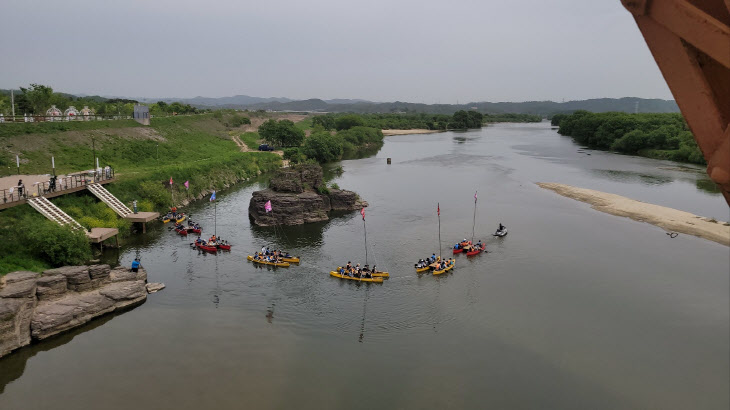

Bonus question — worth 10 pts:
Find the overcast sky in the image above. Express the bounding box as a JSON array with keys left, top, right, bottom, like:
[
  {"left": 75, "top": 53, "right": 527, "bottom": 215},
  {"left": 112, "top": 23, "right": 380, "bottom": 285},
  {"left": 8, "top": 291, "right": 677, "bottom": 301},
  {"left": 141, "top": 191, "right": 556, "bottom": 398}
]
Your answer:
[{"left": 1, "top": 0, "right": 673, "bottom": 103}]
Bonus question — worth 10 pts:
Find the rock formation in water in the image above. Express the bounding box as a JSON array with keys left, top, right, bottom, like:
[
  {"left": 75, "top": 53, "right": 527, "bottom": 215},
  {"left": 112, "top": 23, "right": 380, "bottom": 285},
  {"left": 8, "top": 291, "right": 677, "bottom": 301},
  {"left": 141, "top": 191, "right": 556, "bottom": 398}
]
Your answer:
[
  {"left": 248, "top": 164, "right": 367, "bottom": 226},
  {"left": 0, "top": 265, "right": 148, "bottom": 358}
]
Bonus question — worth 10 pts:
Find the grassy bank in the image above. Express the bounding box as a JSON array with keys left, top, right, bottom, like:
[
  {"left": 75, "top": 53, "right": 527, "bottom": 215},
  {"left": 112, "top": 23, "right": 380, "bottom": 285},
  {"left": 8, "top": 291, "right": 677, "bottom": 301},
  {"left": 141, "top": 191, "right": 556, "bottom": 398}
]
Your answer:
[{"left": 0, "top": 114, "right": 281, "bottom": 275}]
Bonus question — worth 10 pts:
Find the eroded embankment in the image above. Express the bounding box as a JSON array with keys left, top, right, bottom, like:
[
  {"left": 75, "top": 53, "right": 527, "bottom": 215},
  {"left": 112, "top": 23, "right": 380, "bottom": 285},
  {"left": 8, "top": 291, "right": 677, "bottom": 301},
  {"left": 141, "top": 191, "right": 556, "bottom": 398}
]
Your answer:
[{"left": 537, "top": 182, "right": 730, "bottom": 246}]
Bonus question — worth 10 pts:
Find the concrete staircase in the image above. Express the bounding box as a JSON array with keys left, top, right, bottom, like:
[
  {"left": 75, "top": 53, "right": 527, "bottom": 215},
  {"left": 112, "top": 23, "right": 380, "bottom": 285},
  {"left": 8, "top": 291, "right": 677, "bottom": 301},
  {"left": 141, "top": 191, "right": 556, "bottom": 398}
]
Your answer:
[
  {"left": 27, "top": 197, "right": 84, "bottom": 231},
  {"left": 86, "top": 183, "right": 132, "bottom": 217}
]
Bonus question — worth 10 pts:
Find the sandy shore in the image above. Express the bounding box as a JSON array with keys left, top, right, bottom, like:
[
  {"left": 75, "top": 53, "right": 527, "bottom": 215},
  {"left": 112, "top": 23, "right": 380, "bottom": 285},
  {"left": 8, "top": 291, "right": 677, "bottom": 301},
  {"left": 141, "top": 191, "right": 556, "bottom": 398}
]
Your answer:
[
  {"left": 538, "top": 182, "right": 730, "bottom": 246},
  {"left": 382, "top": 129, "right": 442, "bottom": 136}
]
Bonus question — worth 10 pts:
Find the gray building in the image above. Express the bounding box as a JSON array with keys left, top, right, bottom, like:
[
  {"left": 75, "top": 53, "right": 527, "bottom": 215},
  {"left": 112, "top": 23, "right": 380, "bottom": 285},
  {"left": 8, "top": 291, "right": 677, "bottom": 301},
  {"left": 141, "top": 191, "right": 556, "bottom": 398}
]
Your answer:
[{"left": 133, "top": 104, "right": 150, "bottom": 125}]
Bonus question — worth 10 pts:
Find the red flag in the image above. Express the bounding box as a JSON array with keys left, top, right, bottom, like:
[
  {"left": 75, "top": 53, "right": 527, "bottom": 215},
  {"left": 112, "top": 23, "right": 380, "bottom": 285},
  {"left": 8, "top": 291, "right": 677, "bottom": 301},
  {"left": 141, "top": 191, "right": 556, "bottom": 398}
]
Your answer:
[
  {"left": 169, "top": 177, "right": 173, "bottom": 185},
  {"left": 474, "top": 191, "right": 478, "bottom": 203},
  {"left": 360, "top": 208, "right": 365, "bottom": 220},
  {"left": 437, "top": 203, "right": 440, "bottom": 216}
]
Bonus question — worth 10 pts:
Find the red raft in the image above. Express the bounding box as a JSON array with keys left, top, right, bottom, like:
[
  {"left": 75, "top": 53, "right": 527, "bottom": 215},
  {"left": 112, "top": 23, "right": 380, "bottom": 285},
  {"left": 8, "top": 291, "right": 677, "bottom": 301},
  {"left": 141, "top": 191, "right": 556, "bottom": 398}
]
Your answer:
[
  {"left": 195, "top": 242, "right": 217, "bottom": 253},
  {"left": 176, "top": 228, "right": 188, "bottom": 236},
  {"left": 218, "top": 244, "right": 232, "bottom": 251},
  {"left": 466, "top": 245, "right": 485, "bottom": 256},
  {"left": 453, "top": 241, "right": 472, "bottom": 254}
]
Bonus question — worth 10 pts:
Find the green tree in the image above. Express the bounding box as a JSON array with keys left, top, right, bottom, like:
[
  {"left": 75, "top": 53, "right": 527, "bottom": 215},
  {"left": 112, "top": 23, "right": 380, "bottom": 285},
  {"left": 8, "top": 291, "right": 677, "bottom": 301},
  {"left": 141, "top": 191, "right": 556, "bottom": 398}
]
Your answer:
[
  {"left": 312, "top": 115, "right": 336, "bottom": 130},
  {"left": 19, "top": 84, "right": 54, "bottom": 114},
  {"left": 258, "top": 119, "right": 305, "bottom": 147},
  {"left": 303, "top": 131, "right": 343, "bottom": 163},
  {"left": 335, "top": 114, "right": 365, "bottom": 130}
]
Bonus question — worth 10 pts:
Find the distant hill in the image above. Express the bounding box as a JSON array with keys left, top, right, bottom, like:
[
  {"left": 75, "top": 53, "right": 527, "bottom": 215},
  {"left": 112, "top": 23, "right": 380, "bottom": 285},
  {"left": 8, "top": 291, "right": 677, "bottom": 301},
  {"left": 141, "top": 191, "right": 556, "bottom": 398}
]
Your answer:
[
  {"left": 225, "top": 97, "right": 679, "bottom": 116},
  {"left": 2, "top": 88, "right": 679, "bottom": 116}
]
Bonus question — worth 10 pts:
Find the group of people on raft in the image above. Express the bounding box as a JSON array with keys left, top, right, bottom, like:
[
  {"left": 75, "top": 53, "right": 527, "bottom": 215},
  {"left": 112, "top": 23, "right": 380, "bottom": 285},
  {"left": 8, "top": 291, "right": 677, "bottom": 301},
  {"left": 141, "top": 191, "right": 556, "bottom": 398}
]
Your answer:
[
  {"left": 338, "top": 262, "right": 379, "bottom": 278},
  {"left": 252, "top": 250, "right": 287, "bottom": 263},
  {"left": 454, "top": 238, "right": 485, "bottom": 252},
  {"left": 260, "top": 247, "right": 293, "bottom": 259},
  {"left": 415, "top": 254, "right": 455, "bottom": 270},
  {"left": 195, "top": 235, "right": 229, "bottom": 247}
]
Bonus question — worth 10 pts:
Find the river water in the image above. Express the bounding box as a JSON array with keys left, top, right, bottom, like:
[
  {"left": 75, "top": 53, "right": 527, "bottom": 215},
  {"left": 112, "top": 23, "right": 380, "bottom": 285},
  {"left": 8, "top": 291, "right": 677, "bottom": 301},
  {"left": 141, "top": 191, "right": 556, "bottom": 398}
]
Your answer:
[{"left": 1, "top": 123, "right": 728, "bottom": 409}]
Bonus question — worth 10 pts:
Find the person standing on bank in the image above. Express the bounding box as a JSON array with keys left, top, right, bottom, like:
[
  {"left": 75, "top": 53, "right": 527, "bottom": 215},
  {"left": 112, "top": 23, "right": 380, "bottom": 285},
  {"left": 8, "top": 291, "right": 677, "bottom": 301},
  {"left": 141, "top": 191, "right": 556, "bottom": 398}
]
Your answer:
[
  {"left": 17, "top": 179, "right": 24, "bottom": 198},
  {"left": 131, "top": 258, "right": 141, "bottom": 273}
]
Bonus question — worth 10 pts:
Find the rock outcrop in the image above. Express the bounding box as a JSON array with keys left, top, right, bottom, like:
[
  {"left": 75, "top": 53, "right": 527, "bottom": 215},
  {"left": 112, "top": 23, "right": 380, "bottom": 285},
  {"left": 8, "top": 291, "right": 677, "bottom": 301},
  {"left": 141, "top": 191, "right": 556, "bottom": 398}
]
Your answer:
[
  {"left": 0, "top": 264, "right": 148, "bottom": 358},
  {"left": 249, "top": 164, "right": 367, "bottom": 226}
]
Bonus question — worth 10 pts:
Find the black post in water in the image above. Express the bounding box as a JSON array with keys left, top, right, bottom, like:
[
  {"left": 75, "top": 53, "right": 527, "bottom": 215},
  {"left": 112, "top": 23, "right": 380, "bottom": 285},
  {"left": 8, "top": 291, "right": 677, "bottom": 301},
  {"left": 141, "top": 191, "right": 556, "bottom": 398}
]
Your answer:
[{"left": 363, "top": 219, "right": 368, "bottom": 265}]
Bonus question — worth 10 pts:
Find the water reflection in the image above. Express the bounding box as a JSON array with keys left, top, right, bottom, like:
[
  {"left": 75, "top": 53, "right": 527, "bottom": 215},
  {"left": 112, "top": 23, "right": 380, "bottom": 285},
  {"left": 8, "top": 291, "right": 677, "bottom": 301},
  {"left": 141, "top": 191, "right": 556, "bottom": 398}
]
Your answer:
[
  {"left": 0, "top": 307, "right": 141, "bottom": 394},
  {"left": 591, "top": 169, "right": 673, "bottom": 186}
]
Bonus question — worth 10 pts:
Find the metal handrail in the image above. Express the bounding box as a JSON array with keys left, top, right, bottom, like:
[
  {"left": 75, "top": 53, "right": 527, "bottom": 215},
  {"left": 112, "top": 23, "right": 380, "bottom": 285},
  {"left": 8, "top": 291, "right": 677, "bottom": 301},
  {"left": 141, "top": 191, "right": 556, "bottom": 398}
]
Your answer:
[{"left": 1, "top": 167, "right": 115, "bottom": 206}]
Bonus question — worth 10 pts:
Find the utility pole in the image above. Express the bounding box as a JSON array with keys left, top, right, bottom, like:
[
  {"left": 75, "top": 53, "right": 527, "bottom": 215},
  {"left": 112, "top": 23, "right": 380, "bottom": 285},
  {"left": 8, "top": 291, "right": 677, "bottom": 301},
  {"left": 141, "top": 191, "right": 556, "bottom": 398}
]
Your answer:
[
  {"left": 10, "top": 90, "right": 15, "bottom": 119},
  {"left": 91, "top": 137, "right": 96, "bottom": 173}
]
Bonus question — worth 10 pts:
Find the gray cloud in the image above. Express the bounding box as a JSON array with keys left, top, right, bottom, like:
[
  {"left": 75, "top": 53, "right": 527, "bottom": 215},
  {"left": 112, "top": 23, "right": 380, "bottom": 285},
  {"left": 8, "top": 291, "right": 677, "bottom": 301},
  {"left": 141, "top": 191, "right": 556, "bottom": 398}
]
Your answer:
[{"left": 0, "top": 0, "right": 672, "bottom": 102}]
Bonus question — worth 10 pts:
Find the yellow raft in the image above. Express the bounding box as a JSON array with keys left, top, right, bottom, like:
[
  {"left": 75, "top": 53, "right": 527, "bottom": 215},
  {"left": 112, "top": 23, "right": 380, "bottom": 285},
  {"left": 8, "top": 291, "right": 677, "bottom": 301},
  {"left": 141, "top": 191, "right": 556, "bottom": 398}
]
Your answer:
[
  {"left": 176, "top": 215, "right": 186, "bottom": 223},
  {"left": 162, "top": 217, "right": 171, "bottom": 223},
  {"left": 329, "top": 271, "right": 384, "bottom": 283},
  {"left": 433, "top": 262, "right": 455, "bottom": 276},
  {"left": 247, "top": 255, "right": 290, "bottom": 267},
  {"left": 415, "top": 266, "right": 431, "bottom": 273},
  {"left": 280, "top": 256, "right": 300, "bottom": 263}
]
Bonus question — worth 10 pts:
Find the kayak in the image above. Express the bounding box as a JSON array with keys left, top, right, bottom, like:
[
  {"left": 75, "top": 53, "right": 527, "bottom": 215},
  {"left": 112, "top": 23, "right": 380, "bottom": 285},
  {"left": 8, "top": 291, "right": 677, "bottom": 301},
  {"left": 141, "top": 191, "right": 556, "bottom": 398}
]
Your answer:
[
  {"left": 198, "top": 244, "right": 217, "bottom": 253},
  {"left": 415, "top": 265, "right": 431, "bottom": 273},
  {"left": 176, "top": 229, "right": 188, "bottom": 236},
  {"left": 452, "top": 248, "right": 464, "bottom": 254},
  {"left": 493, "top": 229, "right": 508, "bottom": 237},
  {"left": 280, "top": 256, "right": 300, "bottom": 263},
  {"left": 218, "top": 244, "right": 232, "bottom": 250},
  {"left": 162, "top": 217, "right": 171, "bottom": 223},
  {"left": 433, "top": 263, "right": 455, "bottom": 276},
  {"left": 329, "top": 271, "right": 384, "bottom": 283},
  {"left": 176, "top": 215, "right": 186, "bottom": 223},
  {"left": 372, "top": 271, "right": 389, "bottom": 278},
  {"left": 466, "top": 246, "right": 484, "bottom": 256},
  {"left": 247, "top": 255, "right": 290, "bottom": 267}
]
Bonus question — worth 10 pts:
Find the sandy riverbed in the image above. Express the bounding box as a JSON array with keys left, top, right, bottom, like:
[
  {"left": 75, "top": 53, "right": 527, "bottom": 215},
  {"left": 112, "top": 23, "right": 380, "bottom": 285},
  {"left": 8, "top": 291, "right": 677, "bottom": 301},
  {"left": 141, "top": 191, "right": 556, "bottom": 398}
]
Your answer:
[
  {"left": 381, "top": 129, "right": 442, "bottom": 136},
  {"left": 538, "top": 182, "right": 730, "bottom": 246}
]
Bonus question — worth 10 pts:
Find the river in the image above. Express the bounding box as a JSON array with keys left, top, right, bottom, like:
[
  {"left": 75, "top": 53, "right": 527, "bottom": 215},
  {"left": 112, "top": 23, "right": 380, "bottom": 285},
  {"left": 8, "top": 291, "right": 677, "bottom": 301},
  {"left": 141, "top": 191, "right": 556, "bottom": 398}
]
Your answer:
[{"left": 1, "top": 122, "right": 728, "bottom": 409}]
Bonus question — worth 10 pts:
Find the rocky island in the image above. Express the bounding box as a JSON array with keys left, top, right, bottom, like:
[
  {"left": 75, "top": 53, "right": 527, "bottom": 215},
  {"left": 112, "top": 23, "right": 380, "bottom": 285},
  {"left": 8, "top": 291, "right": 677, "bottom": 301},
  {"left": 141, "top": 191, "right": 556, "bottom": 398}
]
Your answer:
[{"left": 248, "top": 164, "right": 367, "bottom": 226}]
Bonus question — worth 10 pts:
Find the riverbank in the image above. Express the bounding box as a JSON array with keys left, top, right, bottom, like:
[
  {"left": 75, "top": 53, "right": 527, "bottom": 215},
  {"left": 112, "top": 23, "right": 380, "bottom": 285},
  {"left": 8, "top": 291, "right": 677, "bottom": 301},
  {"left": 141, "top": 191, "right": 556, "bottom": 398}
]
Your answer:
[
  {"left": 538, "top": 182, "right": 730, "bottom": 246},
  {"left": 381, "top": 129, "right": 442, "bottom": 136}
]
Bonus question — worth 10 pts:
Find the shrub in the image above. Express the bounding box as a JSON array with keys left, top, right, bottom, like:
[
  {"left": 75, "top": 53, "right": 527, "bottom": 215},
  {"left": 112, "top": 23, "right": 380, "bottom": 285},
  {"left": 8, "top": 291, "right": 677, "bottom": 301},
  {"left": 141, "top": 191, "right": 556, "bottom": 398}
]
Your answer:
[
  {"left": 330, "top": 182, "right": 340, "bottom": 189},
  {"left": 25, "top": 221, "right": 92, "bottom": 266}
]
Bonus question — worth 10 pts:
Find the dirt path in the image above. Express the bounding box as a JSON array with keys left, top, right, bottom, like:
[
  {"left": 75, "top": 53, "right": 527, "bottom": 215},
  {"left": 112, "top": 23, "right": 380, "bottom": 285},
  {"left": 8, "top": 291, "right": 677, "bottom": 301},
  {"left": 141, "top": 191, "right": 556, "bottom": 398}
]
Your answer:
[
  {"left": 231, "top": 134, "right": 251, "bottom": 152},
  {"left": 538, "top": 182, "right": 730, "bottom": 246}
]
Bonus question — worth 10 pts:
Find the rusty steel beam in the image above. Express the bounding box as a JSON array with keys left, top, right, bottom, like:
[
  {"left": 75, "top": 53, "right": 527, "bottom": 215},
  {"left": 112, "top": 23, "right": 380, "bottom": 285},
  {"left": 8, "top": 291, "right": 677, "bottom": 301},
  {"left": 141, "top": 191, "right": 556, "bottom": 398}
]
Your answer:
[{"left": 622, "top": 0, "right": 730, "bottom": 205}]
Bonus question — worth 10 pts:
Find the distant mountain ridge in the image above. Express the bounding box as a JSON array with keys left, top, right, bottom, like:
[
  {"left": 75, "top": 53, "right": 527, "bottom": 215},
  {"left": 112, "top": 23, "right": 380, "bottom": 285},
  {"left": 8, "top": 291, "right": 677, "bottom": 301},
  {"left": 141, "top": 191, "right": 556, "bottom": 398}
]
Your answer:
[
  {"left": 234, "top": 97, "right": 679, "bottom": 115},
  {"left": 2, "top": 88, "right": 679, "bottom": 115}
]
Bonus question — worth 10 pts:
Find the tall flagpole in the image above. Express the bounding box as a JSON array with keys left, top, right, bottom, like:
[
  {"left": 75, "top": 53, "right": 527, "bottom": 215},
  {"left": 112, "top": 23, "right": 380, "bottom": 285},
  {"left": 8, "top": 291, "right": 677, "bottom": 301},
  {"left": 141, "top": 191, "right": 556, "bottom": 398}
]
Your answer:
[
  {"left": 214, "top": 199, "right": 217, "bottom": 236},
  {"left": 363, "top": 217, "right": 368, "bottom": 265},
  {"left": 438, "top": 202, "right": 442, "bottom": 259},
  {"left": 472, "top": 191, "right": 477, "bottom": 244}
]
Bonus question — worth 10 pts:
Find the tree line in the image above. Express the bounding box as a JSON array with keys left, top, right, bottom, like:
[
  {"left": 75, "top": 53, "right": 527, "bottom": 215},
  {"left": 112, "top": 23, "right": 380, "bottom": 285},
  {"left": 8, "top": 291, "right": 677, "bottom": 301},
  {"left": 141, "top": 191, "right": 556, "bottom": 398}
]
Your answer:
[
  {"left": 553, "top": 111, "right": 705, "bottom": 164},
  {"left": 309, "top": 111, "right": 539, "bottom": 132},
  {"left": 0, "top": 84, "right": 202, "bottom": 117}
]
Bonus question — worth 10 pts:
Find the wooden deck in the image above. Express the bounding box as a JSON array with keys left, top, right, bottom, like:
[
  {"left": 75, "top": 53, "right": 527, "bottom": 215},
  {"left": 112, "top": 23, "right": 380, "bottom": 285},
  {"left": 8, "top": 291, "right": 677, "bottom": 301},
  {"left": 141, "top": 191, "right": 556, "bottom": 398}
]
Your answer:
[
  {"left": 86, "top": 227, "right": 119, "bottom": 243},
  {"left": 124, "top": 211, "right": 159, "bottom": 223}
]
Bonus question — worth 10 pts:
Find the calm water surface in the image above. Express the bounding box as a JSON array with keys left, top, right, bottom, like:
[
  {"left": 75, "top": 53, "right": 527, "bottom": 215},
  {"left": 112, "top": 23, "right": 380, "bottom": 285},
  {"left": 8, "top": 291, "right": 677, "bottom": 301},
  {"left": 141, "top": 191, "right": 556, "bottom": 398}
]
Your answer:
[{"left": 2, "top": 123, "right": 728, "bottom": 409}]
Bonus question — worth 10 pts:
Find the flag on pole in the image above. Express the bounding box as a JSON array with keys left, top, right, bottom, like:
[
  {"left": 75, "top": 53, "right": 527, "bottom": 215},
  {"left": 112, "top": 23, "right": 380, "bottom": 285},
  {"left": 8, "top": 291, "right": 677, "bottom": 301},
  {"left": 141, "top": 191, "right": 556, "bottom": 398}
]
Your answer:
[
  {"left": 169, "top": 177, "right": 173, "bottom": 185},
  {"left": 210, "top": 191, "right": 216, "bottom": 201},
  {"left": 437, "top": 203, "right": 440, "bottom": 216},
  {"left": 184, "top": 180, "right": 189, "bottom": 190},
  {"left": 474, "top": 191, "right": 478, "bottom": 203},
  {"left": 264, "top": 200, "right": 272, "bottom": 213},
  {"left": 361, "top": 208, "right": 365, "bottom": 220}
]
